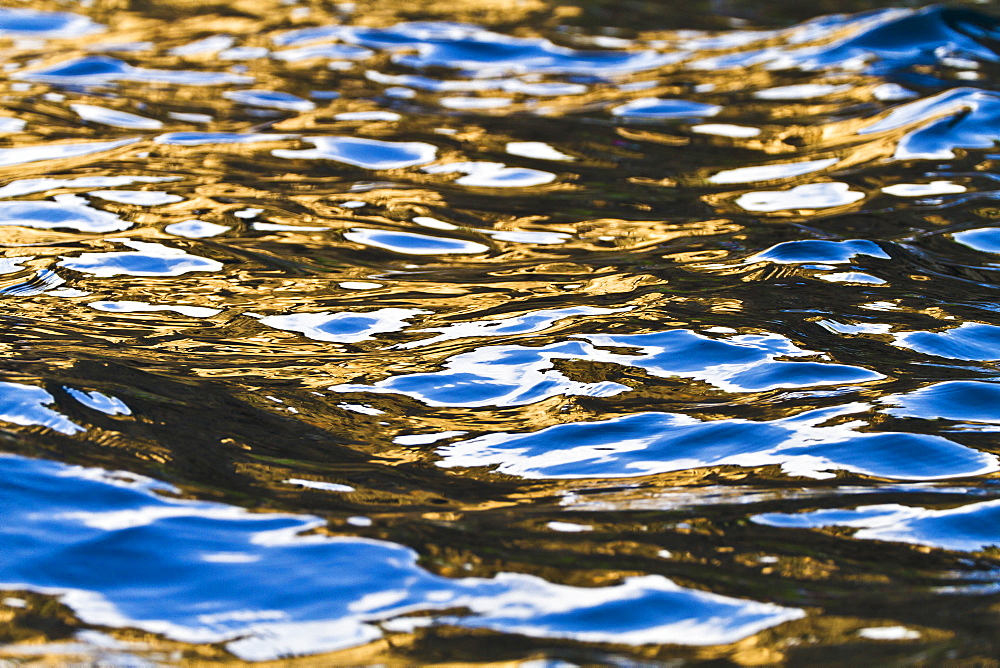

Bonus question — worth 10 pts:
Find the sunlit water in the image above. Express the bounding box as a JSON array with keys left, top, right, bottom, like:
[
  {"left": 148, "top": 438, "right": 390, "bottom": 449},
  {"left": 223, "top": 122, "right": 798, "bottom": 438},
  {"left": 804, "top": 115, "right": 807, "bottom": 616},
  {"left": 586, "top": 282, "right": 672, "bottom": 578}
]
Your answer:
[{"left": 3, "top": 1, "right": 1000, "bottom": 663}]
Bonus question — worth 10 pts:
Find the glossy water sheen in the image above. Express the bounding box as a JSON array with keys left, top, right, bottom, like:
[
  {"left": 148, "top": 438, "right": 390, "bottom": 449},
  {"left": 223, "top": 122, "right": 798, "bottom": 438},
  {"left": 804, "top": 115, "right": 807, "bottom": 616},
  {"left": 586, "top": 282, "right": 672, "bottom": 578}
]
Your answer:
[{"left": 4, "top": 0, "right": 1000, "bottom": 664}]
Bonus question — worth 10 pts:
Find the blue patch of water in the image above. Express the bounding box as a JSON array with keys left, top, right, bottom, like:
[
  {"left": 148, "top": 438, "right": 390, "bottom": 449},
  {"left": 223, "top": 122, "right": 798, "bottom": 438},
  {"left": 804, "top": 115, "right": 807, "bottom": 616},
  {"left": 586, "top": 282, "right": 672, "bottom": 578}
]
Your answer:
[
  {"left": 0, "top": 7, "right": 102, "bottom": 38},
  {"left": 894, "top": 322, "right": 1000, "bottom": 361},
  {"left": 863, "top": 88, "right": 1000, "bottom": 159},
  {"left": 274, "top": 136, "right": 438, "bottom": 168},
  {"left": 15, "top": 56, "right": 252, "bottom": 86},
  {"left": 223, "top": 89, "right": 316, "bottom": 112},
  {"left": 274, "top": 22, "right": 678, "bottom": 75},
  {"left": 612, "top": 98, "right": 721, "bottom": 120},
  {"left": 0, "top": 195, "right": 129, "bottom": 233},
  {"left": 954, "top": 227, "right": 1000, "bottom": 253},
  {"left": 0, "top": 453, "right": 804, "bottom": 660},
  {"left": 59, "top": 240, "right": 223, "bottom": 277},
  {"left": 748, "top": 239, "right": 891, "bottom": 265},
  {"left": 882, "top": 381, "right": 1000, "bottom": 423},
  {"left": 437, "top": 406, "right": 999, "bottom": 480},
  {"left": 753, "top": 499, "right": 1000, "bottom": 552}
]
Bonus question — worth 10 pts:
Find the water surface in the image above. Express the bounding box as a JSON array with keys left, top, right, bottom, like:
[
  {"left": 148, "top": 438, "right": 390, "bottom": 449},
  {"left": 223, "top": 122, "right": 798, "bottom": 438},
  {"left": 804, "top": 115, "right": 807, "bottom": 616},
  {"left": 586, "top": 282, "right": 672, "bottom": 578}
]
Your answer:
[{"left": 3, "top": 0, "right": 1000, "bottom": 663}]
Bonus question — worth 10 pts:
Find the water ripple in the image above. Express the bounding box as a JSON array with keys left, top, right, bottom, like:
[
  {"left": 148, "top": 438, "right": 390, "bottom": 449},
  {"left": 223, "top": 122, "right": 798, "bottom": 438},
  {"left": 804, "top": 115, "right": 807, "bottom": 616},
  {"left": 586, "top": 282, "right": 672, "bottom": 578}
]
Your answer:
[
  {"left": 1, "top": 453, "right": 804, "bottom": 661},
  {"left": 4, "top": 0, "right": 1000, "bottom": 661}
]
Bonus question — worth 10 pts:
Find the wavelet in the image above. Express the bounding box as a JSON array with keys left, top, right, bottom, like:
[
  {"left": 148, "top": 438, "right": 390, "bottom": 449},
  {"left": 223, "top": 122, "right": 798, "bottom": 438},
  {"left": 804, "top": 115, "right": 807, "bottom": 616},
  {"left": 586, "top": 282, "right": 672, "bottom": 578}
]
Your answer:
[
  {"left": 437, "top": 406, "right": 999, "bottom": 480},
  {"left": 274, "top": 136, "right": 438, "bottom": 168},
  {"left": 15, "top": 56, "right": 252, "bottom": 86},
  {"left": 0, "top": 7, "right": 103, "bottom": 39},
  {"left": 0, "top": 195, "right": 130, "bottom": 233},
  {"left": 0, "top": 453, "right": 805, "bottom": 661},
  {"left": 274, "top": 21, "right": 679, "bottom": 75},
  {"left": 59, "top": 240, "right": 223, "bottom": 277},
  {"left": 754, "top": 500, "right": 1000, "bottom": 552},
  {"left": 6, "top": 1, "right": 1000, "bottom": 661}
]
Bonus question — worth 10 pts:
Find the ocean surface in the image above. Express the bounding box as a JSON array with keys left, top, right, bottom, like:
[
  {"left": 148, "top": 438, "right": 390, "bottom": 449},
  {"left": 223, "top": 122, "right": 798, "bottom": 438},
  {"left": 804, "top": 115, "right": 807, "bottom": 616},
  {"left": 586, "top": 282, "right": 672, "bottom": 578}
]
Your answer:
[{"left": 2, "top": 0, "right": 1000, "bottom": 663}]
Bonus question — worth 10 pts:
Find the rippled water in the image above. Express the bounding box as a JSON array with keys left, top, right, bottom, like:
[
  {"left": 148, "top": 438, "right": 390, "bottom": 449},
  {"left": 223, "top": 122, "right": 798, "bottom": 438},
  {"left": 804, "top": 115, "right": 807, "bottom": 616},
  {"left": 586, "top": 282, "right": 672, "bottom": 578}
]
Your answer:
[{"left": 4, "top": 0, "right": 1000, "bottom": 663}]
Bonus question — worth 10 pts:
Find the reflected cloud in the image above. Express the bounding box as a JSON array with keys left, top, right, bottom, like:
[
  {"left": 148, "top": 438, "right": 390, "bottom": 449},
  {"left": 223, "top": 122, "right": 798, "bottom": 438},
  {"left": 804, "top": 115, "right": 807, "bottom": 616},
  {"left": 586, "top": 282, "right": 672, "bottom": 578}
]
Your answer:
[
  {"left": 690, "top": 7, "right": 1000, "bottom": 75},
  {"left": 274, "top": 137, "right": 437, "bottom": 169},
  {"left": 753, "top": 84, "right": 850, "bottom": 100},
  {"left": 59, "top": 240, "right": 223, "bottom": 277},
  {"left": 89, "top": 301, "right": 221, "bottom": 318},
  {"left": 861, "top": 88, "right": 1000, "bottom": 160},
  {"left": 612, "top": 97, "right": 721, "bottom": 120},
  {"left": 753, "top": 499, "right": 1000, "bottom": 552},
  {"left": 0, "top": 7, "right": 102, "bottom": 38},
  {"left": 690, "top": 123, "right": 760, "bottom": 138},
  {"left": 333, "top": 111, "right": 401, "bottom": 121},
  {"left": 0, "top": 117, "right": 26, "bottom": 134},
  {"left": 396, "top": 306, "right": 630, "bottom": 349},
  {"left": 71, "top": 104, "right": 162, "bottom": 130},
  {"left": 367, "top": 70, "right": 587, "bottom": 95},
  {"left": 439, "top": 96, "right": 512, "bottom": 110},
  {"left": 584, "top": 329, "right": 883, "bottom": 393},
  {"left": 273, "top": 43, "right": 373, "bottom": 62},
  {"left": 0, "top": 454, "right": 804, "bottom": 661},
  {"left": 334, "top": 328, "right": 881, "bottom": 406},
  {"left": 881, "top": 181, "right": 966, "bottom": 197},
  {"left": 332, "top": 340, "right": 629, "bottom": 407},
  {"left": 882, "top": 380, "right": 1000, "bottom": 425},
  {"left": 0, "top": 138, "right": 139, "bottom": 169},
  {"left": 505, "top": 142, "right": 574, "bottom": 162},
  {"left": 710, "top": 158, "right": 839, "bottom": 185},
  {"left": 164, "top": 220, "right": 231, "bottom": 238},
  {"left": 746, "top": 239, "right": 889, "bottom": 265},
  {"left": 256, "top": 308, "right": 429, "bottom": 343},
  {"left": 169, "top": 35, "right": 235, "bottom": 57},
  {"left": 64, "top": 388, "right": 131, "bottom": 416},
  {"left": 0, "top": 195, "right": 129, "bottom": 233},
  {"left": 223, "top": 89, "right": 316, "bottom": 112},
  {"left": 953, "top": 228, "right": 1000, "bottom": 253},
  {"left": 274, "top": 22, "right": 678, "bottom": 75},
  {"left": 735, "top": 182, "right": 865, "bottom": 212},
  {"left": 344, "top": 228, "right": 490, "bottom": 255},
  {"left": 439, "top": 404, "right": 998, "bottom": 481},
  {"left": 15, "top": 56, "right": 252, "bottom": 86},
  {"left": 423, "top": 161, "right": 555, "bottom": 187},
  {"left": 893, "top": 323, "right": 1000, "bottom": 361},
  {"left": 155, "top": 132, "right": 296, "bottom": 145},
  {"left": 0, "top": 176, "right": 177, "bottom": 200},
  {"left": 0, "top": 382, "right": 82, "bottom": 434},
  {"left": 88, "top": 191, "right": 183, "bottom": 206},
  {"left": 285, "top": 478, "right": 355, "bottom": 492}
]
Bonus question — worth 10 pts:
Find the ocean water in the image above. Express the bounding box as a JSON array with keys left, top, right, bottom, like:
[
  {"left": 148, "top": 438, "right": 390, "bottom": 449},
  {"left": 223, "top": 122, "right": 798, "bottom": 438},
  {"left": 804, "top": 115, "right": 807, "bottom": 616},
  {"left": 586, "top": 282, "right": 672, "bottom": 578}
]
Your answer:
[{"left": 2, "top": 0, "right": 1000, "bottom": 663}]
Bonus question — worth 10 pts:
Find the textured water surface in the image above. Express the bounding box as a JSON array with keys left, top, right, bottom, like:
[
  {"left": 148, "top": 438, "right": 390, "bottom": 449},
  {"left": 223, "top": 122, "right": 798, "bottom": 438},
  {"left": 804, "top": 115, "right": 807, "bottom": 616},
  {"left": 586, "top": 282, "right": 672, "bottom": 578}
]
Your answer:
[{"left": 3, "top": 0, "right": 1000, "bottom": 664}]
